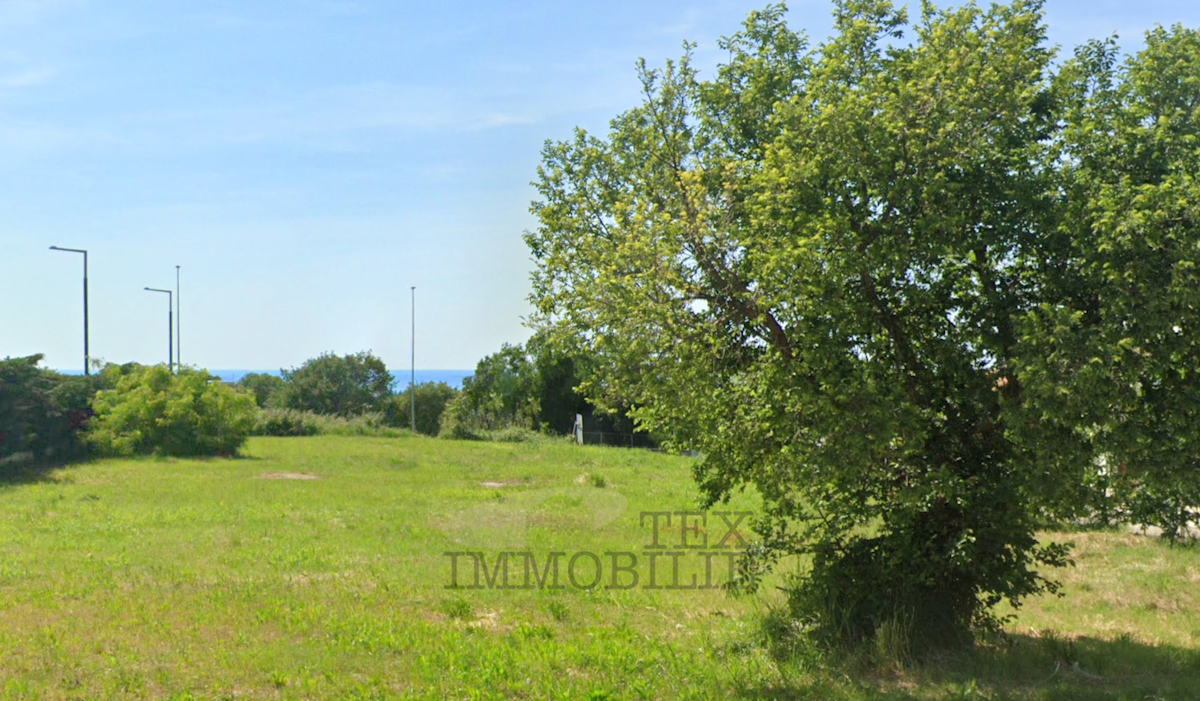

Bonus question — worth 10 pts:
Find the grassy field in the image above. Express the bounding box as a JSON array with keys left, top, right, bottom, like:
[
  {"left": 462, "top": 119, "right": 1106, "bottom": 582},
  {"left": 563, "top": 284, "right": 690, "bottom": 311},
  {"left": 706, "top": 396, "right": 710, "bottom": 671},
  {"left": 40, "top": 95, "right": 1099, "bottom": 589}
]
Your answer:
[{"left": 0, "top": 435, "right": 1198, "bottom": 700}]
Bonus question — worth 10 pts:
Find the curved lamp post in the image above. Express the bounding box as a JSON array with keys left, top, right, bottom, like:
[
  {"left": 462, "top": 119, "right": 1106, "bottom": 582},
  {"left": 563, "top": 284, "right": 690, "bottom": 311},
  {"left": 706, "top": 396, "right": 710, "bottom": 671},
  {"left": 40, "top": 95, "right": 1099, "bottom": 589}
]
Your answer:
[
  {"left": 144, "top": 287, "right": 173, "bottom": 372},
  {"left": 49, "top": 246, "right": 89, "bottom": 375}
]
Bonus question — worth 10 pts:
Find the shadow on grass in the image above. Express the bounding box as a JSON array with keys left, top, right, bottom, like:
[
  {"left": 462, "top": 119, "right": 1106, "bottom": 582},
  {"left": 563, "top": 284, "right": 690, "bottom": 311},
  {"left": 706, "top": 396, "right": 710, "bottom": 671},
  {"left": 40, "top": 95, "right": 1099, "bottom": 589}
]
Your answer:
[
  {"left": 734, "top": 632, "right": 1200, "bottom": 700},
  {"left": 0, "top": 449, "right": 260, "bottom": 490},
  {"left": 0, "top": 452, "right": 79, "bottom": 489}
]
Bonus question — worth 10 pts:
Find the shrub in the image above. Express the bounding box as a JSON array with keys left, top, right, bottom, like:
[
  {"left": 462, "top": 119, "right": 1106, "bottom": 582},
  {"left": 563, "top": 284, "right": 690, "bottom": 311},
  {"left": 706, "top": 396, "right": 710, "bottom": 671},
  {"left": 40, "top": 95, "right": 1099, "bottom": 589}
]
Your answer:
[
  {"left": 253, "top": 408, "right": 413, "bottom": 438},
  {"left": 438, "top": 400, "right": 552, "bottom": 443},
  {"left": 484, "top": 426, "right": 549, "bottom": 443},
  {"left": 87, "top": 366, "right": 257, "bottom": 456},
  {"left": 0, "top": 355, "right": 94, "bottom": 464},
  {"left": 437, "top": 394, "right": 487, "bottom": 439},
  {"left": 386, "top": 382, "right": 458, "bottom": 435},
  {"left": 253, "top": 408, "right": 322, "bottom": 437}
]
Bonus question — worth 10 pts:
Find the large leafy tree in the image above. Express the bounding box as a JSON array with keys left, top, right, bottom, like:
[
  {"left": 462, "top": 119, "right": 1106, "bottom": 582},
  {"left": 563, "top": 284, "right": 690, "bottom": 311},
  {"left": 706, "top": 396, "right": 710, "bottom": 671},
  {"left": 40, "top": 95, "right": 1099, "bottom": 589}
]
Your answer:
[
  {"left": 1016, "top": 26, "right": 1200, "bottom": 540},
  {"left": 527, "top": 0, "right": 1088, "bottom": 647},
  {"left": 278, "top": 351, "right": 393, "bottom": 417}
]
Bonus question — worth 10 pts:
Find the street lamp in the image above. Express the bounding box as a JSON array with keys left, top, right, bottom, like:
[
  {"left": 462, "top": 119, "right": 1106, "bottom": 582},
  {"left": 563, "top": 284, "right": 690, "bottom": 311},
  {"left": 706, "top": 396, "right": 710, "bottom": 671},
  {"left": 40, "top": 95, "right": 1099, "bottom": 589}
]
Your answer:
[
  {"left": 175, "top": 265, "right": 181, "bottom": 370},
  {"left": 144, "top": 287, "right": 173, "bottom": 372},
  {"left": 410, "top": 286, "right": 416, "bottom": 433},
  {"left": 49, "top": 246, "right": 89, "bottom": 375}
]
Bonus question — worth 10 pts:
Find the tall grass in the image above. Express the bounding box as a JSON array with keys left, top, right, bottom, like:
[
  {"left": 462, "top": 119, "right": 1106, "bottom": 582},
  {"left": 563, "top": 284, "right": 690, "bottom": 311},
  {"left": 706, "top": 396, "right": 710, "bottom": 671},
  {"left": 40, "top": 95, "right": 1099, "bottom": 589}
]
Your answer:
[{"left": 253, "top": 408, "right": 414, "bottom": 438}]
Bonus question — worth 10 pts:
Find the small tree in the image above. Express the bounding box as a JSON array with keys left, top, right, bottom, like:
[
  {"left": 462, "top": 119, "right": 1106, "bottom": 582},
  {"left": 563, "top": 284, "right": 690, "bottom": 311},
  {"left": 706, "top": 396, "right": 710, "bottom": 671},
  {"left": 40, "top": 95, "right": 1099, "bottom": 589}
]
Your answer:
[
  {"left": 459, "top": 344, "right": 539, "bottom": 429},
  {"left": 388, "top": 382, "right": 459, "bottom": 435},
  {"left": 87, "top": 365, "right": 257, "bottom": 456},
  {"left": 278, "top": 351, "right": 393, "bottom": 417},
  {"left": 526, "top": 331, "right": 593, "bottom": 434},
  {"left": 238, "top": 372, "right": 286, "bottom": 408}
]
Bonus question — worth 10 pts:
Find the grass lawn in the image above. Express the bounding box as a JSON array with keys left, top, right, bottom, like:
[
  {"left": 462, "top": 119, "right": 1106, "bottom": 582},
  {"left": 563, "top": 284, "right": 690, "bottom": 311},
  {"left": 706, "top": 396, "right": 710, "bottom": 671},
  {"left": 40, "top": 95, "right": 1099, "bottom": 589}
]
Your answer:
[{"left": 0, "top": 435, "right": 1198, "bottom": 700}]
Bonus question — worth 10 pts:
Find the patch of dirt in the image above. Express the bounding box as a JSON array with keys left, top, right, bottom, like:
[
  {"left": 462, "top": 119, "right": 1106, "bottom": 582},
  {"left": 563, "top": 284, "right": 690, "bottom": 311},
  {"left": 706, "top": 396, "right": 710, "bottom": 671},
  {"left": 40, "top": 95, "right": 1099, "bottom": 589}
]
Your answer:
[
  {"left": 469, "top": 611, "right": 502, "bottom": 630},
  {"left": 478, "top": 481, "right": 518, "bottom": 488},
  {"left": 259, "top": 472, "right": 320, "bottom": 480}
]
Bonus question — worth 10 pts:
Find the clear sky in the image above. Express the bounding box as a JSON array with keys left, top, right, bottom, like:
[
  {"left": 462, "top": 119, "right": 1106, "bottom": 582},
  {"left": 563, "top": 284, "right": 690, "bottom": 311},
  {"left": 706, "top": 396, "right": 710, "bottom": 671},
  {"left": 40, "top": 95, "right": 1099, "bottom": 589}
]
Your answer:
[{"left": 3, "top": 1, "right": 1198, "bottom": 373}]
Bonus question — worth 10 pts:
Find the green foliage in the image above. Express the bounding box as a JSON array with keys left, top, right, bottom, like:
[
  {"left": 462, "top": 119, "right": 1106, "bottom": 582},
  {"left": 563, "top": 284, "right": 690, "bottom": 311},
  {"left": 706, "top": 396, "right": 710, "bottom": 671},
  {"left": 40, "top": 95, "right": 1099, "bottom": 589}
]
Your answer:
[
  {"left": 253, "top": 408, "right": 412, "bottom": 438},
  {"left": 0, "top": 355, "right": 92, "bottom": 463},
  {"left": 451, "top": 331, "right": 620, "bottom": 437},
  {"left": 253, "top": 408, "right": 322, "bottom": 437},
  {"left": 87, "top": 365, "right": 257, "bottom": 456},
  {"left": 237, "top": 372, "right": 286, "bottom": 408},
  {"left": 437, "top": 395, "right": 550, "bottom": 442},
  {"left": 1012, "top": 25, "right": 1200, "bottom": 542},
  {"left": 457, "top": 343, "right": 540, "bottom": 431},
  {"left": 387, "top": 382, "right": 458, "bottom": 435},
  {"left": 436, "top": 393, "right": 480, "bottom": 439},
  {"left": 524, "top": 331, "right": 595, "bottom": 434},
  {"left": 525, "top": 0, "right": 1125, "bottom": 649},
  {"left": 278, "top": 351, "right": 393, "bottom": 417}
]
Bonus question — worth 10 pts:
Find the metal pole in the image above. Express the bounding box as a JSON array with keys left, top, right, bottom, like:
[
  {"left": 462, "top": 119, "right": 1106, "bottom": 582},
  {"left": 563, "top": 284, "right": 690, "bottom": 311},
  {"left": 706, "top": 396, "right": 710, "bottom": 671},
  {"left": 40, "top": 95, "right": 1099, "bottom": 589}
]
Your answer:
[
  {"left": 83, "top": 251, "right": 89, "bottom": 375},
  {"left": 145, "top": 288, "right": 173, "bottom": 371},
  {"left": 410, "top": 285, "right": 416, "bottom": 433},
  {"left": 175, "top": 265, "right": 181, "bottom": 370},
  {"left": 50, "top": 246, "right": 90, "bottom": 375}
]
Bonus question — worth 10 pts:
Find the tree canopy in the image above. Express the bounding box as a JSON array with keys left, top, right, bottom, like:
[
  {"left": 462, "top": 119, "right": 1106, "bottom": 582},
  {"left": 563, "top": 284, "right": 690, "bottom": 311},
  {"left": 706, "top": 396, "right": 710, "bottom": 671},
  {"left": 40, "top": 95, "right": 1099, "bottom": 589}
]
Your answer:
[
  {"left": 278, "top": 351, "right": 393, "bottom": 417},
  {"left": 526, "top": 0, "right": 1200, "bottom": 648}
]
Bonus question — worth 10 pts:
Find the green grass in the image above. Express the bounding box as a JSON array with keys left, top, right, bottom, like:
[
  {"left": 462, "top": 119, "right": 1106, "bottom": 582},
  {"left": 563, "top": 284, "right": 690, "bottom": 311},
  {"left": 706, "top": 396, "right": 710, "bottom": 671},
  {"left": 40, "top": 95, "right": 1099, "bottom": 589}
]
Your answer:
[{"left": 0, "top": 435, "right": 1197, "bottom": 699}]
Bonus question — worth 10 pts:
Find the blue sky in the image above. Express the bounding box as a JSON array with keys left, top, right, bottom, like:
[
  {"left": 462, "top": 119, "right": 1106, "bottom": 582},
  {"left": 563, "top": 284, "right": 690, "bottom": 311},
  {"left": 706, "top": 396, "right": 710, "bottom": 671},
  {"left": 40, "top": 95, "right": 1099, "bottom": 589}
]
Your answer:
[{"left": 3, "top": 1, "right": 1198, "bottom": 373}]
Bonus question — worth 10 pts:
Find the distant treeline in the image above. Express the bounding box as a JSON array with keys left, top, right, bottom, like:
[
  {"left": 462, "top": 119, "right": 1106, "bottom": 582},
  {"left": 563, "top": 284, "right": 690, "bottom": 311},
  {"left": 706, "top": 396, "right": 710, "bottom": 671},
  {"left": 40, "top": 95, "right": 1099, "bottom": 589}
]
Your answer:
[
  {"left": 1, "top": 338, "right": 646, "bottom": 465},
  {"left": 248, "top": 339, "right": 647, "bottom": 445}
]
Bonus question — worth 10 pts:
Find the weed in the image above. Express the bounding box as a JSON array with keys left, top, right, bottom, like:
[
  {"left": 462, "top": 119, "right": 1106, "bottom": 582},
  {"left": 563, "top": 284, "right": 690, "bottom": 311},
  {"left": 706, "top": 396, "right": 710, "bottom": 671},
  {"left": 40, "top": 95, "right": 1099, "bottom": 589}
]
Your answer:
[{"left": 441, "top": 597, "right": 473, "bottom": 621}]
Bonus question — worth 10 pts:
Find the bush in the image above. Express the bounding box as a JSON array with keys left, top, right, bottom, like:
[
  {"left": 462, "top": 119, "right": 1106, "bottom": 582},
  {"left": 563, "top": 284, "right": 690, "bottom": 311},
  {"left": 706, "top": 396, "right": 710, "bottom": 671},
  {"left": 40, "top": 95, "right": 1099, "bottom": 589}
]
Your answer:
[
  {"left": 438, "top": 399, "right": 552, "bottom": 443},
  {"left": 437, "top": 394, "right": 487, "bottom": 439},
  {"left": 253, "top": 408, "right": 413, "bottom": 438},
  {"left": 387, "top": 382, "right": 458, "bottom": 435},
  {"left": 87, "top": 366, "right": 257, "bottom": 456},
  {"left": 0, "top": 355, "right": 94, "bottom": 464},
  {"left": 253, "top": 408, "right": 321, "bottom": 436}
]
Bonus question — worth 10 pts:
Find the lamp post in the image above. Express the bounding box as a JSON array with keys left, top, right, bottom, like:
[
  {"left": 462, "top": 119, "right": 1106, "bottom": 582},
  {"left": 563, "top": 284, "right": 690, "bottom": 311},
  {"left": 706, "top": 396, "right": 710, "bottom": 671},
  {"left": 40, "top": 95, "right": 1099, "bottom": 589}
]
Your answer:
[
  {"left": 49, "top": 246, "right": 89, "bottom": 375},
  {"left": 144, "top": 287, "right": 173, "bottom": 372},
  {"left": 175, "top": 265, "right": 181, "bottom": 370},
  {"left": 410, "top": 286, "right": 416, "bottom": 433}
]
